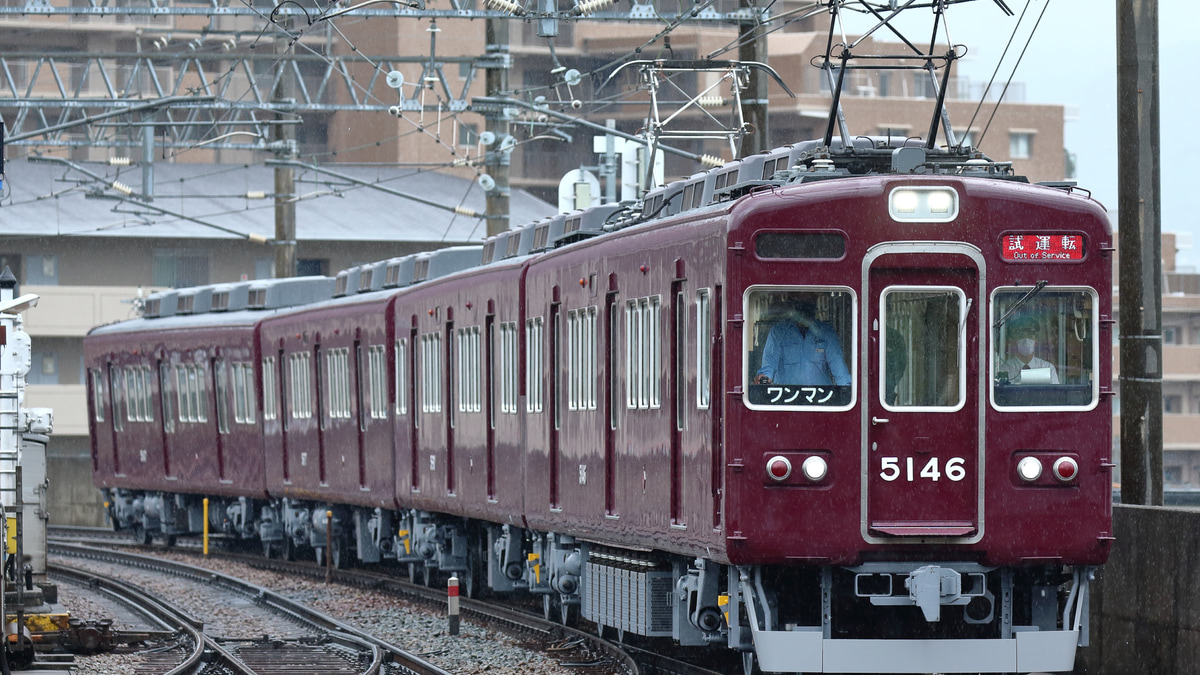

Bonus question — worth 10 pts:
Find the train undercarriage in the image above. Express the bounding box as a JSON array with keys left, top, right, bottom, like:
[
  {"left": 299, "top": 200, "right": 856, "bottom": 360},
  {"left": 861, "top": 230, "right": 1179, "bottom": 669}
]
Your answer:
[{"left": 105, "top": 488, "right": 1091, "bottom": 674}]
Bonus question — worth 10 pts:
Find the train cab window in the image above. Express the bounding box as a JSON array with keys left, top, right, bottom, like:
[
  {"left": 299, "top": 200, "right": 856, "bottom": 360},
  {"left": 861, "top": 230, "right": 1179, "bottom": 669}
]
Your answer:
[
  {"left": 881, "top": 287, "right": 966, "bottom": 410},
  {"left": 991, "top": 287, "right": 1098, "bottom": 409},
  {"left": 89, "top": 369, "right": 105, "bottom": 423},
  {"left": 745, "top": 287, "right": 855, "bottom": 410}
]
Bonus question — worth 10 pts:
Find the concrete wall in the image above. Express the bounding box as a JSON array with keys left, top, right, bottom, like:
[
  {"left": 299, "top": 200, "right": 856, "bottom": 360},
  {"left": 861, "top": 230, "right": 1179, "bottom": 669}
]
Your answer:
[
  {"left": 1077, "top": 504, "right": 1200, "bottom": 673},
  {"left": 46, "top": 436, "right": 107, "bottom": 528}
]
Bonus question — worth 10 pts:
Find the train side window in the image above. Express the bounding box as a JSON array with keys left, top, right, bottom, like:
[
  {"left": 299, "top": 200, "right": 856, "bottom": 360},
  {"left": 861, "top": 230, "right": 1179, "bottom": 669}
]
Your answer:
[
  {"left": 526, "top": 318, "right": 544, "bottom": 413},
  {"left": 262, "top": 357, "right": 277, "bottom": 421},
  {"left": 158, "top": 363, "right": 173, "bottom": 433},
  {"left": 395, "top": 339, "right": 407, "bottom": 416},
  {"left": 421, "top": 333, "right": 443, "bottom": 414},
  {"left": 991, "top": 287, "right": 1098, "bottom": 410},
  {"left": 107, "top": 364, "right": 123, "bottom": 432},
  {"left": 696, "top": 289, "right": 711, "bottom": 410},
  {"left": 568, "top": 307, "right": 598, "bottom": 412},
  {"left": 457, "top": 327, "right": 481, "bottom": 413},
  {"left": 744, "top": 287, "right": 856, "bottom": 410},
  {"left": 89, "top": 368, "right": 105, "bottom": 423},
  {"left": 288, "top": 352, "right": 312, "bottom": 419},
  {"left": 881, "top": 287, "right": 965, "bottom": 410},
  {"left": 369, "top": 345, "right": 388, "bottom": 419},
  {"left": 499, "top": 323, "right": 518, "bottom": 414},
  {"left": 626, "top": 296, "right": 661, "bottom": 410},
  {"left": 232, "top": 362, "right": 256, "bottom": 424},
  {"left": 215, "top": 360, "right": 231, "bottom": 434}
]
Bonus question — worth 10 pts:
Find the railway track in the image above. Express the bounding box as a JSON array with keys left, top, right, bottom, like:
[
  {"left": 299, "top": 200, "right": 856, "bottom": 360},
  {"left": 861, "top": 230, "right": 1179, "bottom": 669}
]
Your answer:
[
  {"left": 48, "top": 526, "right": 730, "bottom": 675},
  {"left": 49, "top": 542, "right": 454, "bottom": 675}
]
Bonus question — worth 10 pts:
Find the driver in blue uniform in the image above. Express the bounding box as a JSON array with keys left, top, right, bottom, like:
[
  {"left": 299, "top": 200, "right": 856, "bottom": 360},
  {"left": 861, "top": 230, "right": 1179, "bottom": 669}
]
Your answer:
[{"left": 754, "top": 297, "right": 851, "bottom": 386}]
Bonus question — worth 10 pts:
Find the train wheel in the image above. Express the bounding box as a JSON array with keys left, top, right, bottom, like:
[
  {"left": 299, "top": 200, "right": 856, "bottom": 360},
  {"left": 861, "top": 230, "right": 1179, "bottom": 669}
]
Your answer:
[
  {"left": 131, "top": 523, "right": 151, "bottom": 546},
  {"left": 407, "top": 562, "right": 419, "bottom": 584},
  {"left": 164, "top": 534, "right": 177, "bottom": 548},
  {"left": 263, "top": 540, "right": 275, "bottom": 559},
  {"left": 282, "top": 536, "right": 296, "bottom": 562},
  {"left": 542, "top": 593, "right": 558, "bottom": 622},
  {"left": 422, "top": 563, "right": 435, "bottom": 587},
  {"left": 741, "top": 651, "right": 756, "bottom": 675}
]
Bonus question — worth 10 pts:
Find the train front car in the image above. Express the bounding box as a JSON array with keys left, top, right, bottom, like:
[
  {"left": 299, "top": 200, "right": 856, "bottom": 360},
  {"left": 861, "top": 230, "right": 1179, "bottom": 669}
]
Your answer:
[{"left": 724, "top": 161, "right": 1112, "bottom": 673}]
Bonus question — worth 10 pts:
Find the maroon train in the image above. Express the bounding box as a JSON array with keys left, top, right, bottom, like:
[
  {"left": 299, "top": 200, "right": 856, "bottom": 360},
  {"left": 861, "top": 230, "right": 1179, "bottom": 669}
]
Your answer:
[{"left": 87, "top": 138, "right": 1112, "bottom": 673}]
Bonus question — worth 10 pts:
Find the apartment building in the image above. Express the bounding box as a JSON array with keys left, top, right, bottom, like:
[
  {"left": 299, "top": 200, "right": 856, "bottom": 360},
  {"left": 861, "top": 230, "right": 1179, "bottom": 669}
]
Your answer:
[{"left": 1113, "top": 233, "right": 1200, "bottom": 494}]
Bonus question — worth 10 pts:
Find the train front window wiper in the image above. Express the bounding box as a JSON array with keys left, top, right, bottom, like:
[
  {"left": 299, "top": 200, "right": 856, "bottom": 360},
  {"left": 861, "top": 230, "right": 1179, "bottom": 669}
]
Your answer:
[{"left": 992, "top": 280, "right": 1048, "bottom": 330}]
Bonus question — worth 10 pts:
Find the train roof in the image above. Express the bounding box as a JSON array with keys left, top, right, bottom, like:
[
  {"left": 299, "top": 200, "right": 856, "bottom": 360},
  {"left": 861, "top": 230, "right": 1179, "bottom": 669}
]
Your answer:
[{"left": 95, "top": 136, "right": 1085, "bottom": 333}]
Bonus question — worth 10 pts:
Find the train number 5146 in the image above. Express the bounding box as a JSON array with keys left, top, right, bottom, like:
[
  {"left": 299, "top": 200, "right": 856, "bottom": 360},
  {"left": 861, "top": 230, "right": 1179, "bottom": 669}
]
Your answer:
[{"left": 880, "top": 456, "right": 966, "bottom": 482}]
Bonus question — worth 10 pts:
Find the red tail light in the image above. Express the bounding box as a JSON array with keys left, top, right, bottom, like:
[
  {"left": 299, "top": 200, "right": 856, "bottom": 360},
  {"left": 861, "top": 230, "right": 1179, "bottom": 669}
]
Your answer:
[
  {"left": 1053, "top": 457, "right": 1079, "bottom": 482},
  {"left": 766, "top": 456, "right": 792, "bottom": 481}
]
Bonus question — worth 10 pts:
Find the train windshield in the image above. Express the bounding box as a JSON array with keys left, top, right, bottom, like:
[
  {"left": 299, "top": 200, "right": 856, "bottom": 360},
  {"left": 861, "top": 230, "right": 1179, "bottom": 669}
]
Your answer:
[
  {"left": 991, "top": 287, "right": 1099, "bottom": 409},
  {"left": 880, "top": 287, "right": 966, "bottom": 410},
  {"left": 745, "top": 287, "right": 855, "bottom": 410}
]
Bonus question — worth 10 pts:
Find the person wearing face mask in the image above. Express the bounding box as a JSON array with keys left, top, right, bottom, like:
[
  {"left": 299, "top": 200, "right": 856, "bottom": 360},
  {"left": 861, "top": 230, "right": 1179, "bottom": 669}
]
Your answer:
[
  {"left": 1000, "top": 316, "right": 1059, "bottom": 384},
  {"left": 754, "top": 296, "right": 851, "bottom": 387}
]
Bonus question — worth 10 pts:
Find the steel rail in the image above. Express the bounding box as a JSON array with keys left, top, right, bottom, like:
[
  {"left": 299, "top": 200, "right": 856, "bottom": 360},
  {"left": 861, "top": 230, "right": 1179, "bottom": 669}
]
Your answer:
[
  {"left": 49, "top": 542, "right": 451, "bottom": 675},
  {"left": 48, "top": 561, "right": 216, "bottom": 675}
]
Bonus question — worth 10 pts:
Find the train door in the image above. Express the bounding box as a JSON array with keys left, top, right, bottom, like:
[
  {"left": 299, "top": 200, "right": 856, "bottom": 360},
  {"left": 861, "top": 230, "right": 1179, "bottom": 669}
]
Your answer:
[
  {"left": 157, "top": 358, "right": 174, "bottom": 478},
  {"left": 863, "top": 245, "right": 984, "bottom": 543}
]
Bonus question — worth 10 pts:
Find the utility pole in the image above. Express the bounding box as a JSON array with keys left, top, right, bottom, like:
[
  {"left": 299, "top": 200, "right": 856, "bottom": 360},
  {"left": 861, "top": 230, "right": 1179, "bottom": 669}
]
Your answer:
[
  {"left": 737, "top": 0, "right": 769, "bottom": 157},
  {"left": 1116, "top": 0, "right": 1163, "bottom": 506},
  {"left": 484, "top": 19, "right": 511, "bottom": 237},
  {"left": 273, "top": 20, "right": 298, "bottom": 278}
]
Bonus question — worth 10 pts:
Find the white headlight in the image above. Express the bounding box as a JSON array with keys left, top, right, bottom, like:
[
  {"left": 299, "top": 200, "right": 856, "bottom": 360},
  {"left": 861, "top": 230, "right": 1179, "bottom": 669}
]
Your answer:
[
  {"left": 888, "top": 186, "right": 959, "bottom": 222},
  {"left": 1017, "top": 456, "right": 1043, "bottom": 482},
  {"left": 801, "top": 456, "right": 828, "bottom": 482}
]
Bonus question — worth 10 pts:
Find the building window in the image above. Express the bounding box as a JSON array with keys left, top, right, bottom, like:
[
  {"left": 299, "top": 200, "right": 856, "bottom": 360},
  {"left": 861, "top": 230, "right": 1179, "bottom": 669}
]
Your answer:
[
  {"left": 1165, "top": 465, "right": 1183, "bottom": 485},
  {"left": 1163, "top": 326, "right": 1181, "bottom": 345},
  {"left": 26, "top": 255, "right": 58, "bottom": 285},
  {"left": 1009, "top": 132, "right": 1033, "bottom": 159},
  {"left": 153, "top": 250, "right": 210, "bottom": 288},
  {"left": 29, "top": 353, "right": 58, "bottom": 385},
  {"left": 459, "top": 122, "right": 479, "bottom": 147},
  {"left": 1164, "top": 395, "right": 1183, "bottom": 414},
  {"left": 297, "top": 259, "right": 329, "bottom": 277}
]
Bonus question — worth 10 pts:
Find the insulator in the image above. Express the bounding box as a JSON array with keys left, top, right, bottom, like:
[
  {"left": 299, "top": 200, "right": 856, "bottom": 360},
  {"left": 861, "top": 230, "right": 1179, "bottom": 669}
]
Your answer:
[
  {"left": 111, "top": 181, "right": 134, "bottom": 196},
  {"left": 453, "top": 206, "right": 480, "bottom": 217},
  {"left": 108, "top": 157, "right": 131, "bottom": 166},
  {"left": 246, "top": 233, "right": 269, "bottom": 244},
  {"left": 698, "top": 96, "right": 725, "bottom": 108},
  {"left": 573, "top": 0, "right": 613, "bottom": 14},
  {"left": 484, "top": 0, "right": 524, "bottom": 15},
  {"left": 698, "top": 154, "right": 724, "bottom": 168},
  {"left": 245, "top": 191, "right": 267, "bottom": 200}
]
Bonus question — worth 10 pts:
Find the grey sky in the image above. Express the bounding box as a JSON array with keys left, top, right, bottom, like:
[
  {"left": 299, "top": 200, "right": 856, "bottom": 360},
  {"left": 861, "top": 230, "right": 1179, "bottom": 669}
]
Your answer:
[{"left": 846, "top": 0, "right": 1198, "bottom": 268}]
